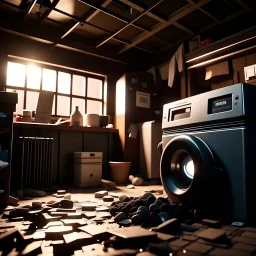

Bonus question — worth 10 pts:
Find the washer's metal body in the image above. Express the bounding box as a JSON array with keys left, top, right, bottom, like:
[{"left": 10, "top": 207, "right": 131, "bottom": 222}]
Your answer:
[{"left": 161, "top": 83, "right": 256, "bottom": 223}]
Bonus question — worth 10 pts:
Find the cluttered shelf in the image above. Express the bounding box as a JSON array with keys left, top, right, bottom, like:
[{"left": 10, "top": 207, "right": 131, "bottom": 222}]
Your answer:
[{"left": 13, "top": 122, "right": 119, "bottom": 133}]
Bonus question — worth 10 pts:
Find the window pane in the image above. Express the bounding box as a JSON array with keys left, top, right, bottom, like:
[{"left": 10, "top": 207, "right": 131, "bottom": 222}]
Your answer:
[
  {"left": 71, "top": 98, "right": 85, "bottom": 115},
  {"left": 57, "top": 95, "right": 70, "bottom": 116},
  {"left": 58, "top": 72, "right": 71, "bottom": 94},
  {"left": 52, "top": 95, "right": 55, "bottom": 115},
  {"left": 6, "top": 89, "right": 24, "bottom": 115},
  {"left": 6, "top": 62, "right": 26, "bottom": 87},
  {"left": 72, "top": 75, "right": 85, "bottom": 96},
  {"left": 87, "top": 78, "right": 102, "bottom": 99},
  {"left": 42, "top": 68, "right": 56, "bottom": 92},
  {"left": 87, "top": 100, "right": 102, "bottom": 115},
  {"left": 27, "top": 65, "right": 41, "bottom": 90},
  {"left": 26, "top": 91, "right": 39, "bottom": 111}
]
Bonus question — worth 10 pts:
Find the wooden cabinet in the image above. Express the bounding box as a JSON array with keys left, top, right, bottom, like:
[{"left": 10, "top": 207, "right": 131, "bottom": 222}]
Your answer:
[
  {"left": 0, "top": 92, "right": 17, "bottom": 208},
  {"left": 12, "top": 123, "right": 119, "bottom": 187}
]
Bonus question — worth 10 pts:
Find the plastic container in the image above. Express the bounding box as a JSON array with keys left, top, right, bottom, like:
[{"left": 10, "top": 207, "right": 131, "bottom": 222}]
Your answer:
[
  {"left": 109, "top": 161, "right": 131, "bottom": 184},
  {"left": 70, "top": 106, "right": 83, "bottom": 127},
  {"left": 84, "top": 114, "right": 100, "bottom": 127}
]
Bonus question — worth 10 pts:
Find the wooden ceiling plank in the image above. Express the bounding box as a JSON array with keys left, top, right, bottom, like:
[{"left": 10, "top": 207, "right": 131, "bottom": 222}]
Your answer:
[
  {"left": 52, "top": 5, "right": 152, "bottom": 54},
  {"left": 24, "top": 0, "right": 37, "bottom": 19},
  {"left": 156, "top": 7, "right": 248, "bottom": 55},
  {"left": 96, "top": 0, "right": 164, "bottom": 48},
  {"left": 118, "top": 0, "right": 211, "bottom": 54},
  {"left": 120, "top": 0, "right": 195, "bottom": 35},
  {"left": 40, "top": 0, "right": 61, "bottom": 22},
  {"left": 198, "top": 8, "right": 248, "bottom": 34},
  {"left": 0, "top": 0, "right": 150, "bottom": 63},
  {"left": 235, "top": 0, "right": 252, "bottom": 12},
  {"left": 85, "top": 0, "right": 112, "bottom": 22},
  {"left": 186, "top": 0, "right": 219, "bottom": 22},
  {"left": 173, "top": 21, "right": 195, "bottom": 35},
  {"left": 60, "top": 0, "right": 113, "bottom": 40},
  {"left": 79, "top": 0, "right": 150, "bottom": 32}
]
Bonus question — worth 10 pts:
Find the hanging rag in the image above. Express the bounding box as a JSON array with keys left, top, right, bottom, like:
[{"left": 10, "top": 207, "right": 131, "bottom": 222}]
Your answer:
[{"left": 168, "top": 44, "right": 185, "bottom": 87}]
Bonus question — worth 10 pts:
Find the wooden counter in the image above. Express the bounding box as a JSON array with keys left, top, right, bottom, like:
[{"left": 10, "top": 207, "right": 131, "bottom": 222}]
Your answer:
[{"left": 13, "top": 122, "right": 118, "bottom": 133}]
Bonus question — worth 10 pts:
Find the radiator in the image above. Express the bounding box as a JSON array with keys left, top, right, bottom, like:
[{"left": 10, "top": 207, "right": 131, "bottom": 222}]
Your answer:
[{"left": 12, "top": 137, "right": 53, "bottom": 190}]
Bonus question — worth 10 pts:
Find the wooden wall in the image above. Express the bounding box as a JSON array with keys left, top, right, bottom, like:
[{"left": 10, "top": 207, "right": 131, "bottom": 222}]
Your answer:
[{"left": 188, "top": 52, "right": 256, "bottom": 95}]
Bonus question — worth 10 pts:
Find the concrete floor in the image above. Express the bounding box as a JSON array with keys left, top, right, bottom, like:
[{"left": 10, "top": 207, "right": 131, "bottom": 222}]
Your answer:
[{"left": 17, "top": 184, "right": 166, "bottom": 206}]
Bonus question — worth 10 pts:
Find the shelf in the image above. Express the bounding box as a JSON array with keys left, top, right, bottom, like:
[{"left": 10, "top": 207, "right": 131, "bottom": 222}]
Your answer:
[{"left": 186, "top": 25, "right": 256, "bottom": 69}]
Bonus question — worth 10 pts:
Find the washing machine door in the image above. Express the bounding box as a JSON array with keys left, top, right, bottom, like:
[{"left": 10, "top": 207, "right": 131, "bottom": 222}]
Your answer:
[{"left": 160, "top": 134, "right": 216, "bottom": 205}]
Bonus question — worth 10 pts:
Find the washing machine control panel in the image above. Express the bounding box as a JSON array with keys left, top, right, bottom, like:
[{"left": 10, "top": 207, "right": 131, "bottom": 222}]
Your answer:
[{"left": 162, "top": 83, "right": 256, "bottom": 129}]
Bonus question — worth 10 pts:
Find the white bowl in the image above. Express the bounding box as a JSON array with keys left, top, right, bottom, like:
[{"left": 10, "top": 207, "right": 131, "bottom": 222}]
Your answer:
[{"left": 84, "top": 114, "right": 100, "bottom": 127}]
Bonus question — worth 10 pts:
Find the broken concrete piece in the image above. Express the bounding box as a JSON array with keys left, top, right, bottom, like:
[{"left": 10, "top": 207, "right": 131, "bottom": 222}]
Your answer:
[
  {"left": 96, "top": 206, "right": 109, "bottom": 212},
  {"left": 196, "top": 228, "right": 226, "bottom": 241},
  {"left": 154, "top": 218, "right": 180, "bottom": 234},
  {"left": 81, "top": 204, "right": 96, "bottom": 211},
  {"left": 40, "top": 213, "right": 62, "bottom": 222},
  {"left": 57, "top": 208, "right": 76, "bottom": 213},
  {"left": 128, "top": 175, "right": 135, "bottom": 182},
  {"left": 119, "top": 194, "right": 128, "bottom": 201},
  {"left": 114, "top": 212, "right": 128, "bottom": 223},
  {"left": 107, "top": 226, "right": 157, "bottom": 240},
  {"left": 63, "top": 232, "right": 92, "bottom": 244},
  {"left": 94, "top": 191, "right": 108, "bottom": 198},
  {"left": 32, "top": 202, "right": 42, "bottom": 209},
  {"left": 79, "top": 224, "right": 108, "bottom": 236},
  {"left": 101, "top": 179, "right": 116, "bottom": 189},
  {"left": 132, "top": 177, "right": 144, "bottom": 186},
  {"left": 57, "top": 190, "right": 66, "bottom": 195},
  {"left": 0, "top": 227, "right": 24, "bottom": 249},
  {"left": 59, "top": 200, "right": 73, "bottom": 209},
  {"left": 103, "top": 196, "right": 114, "bottom": 202},
  {"left": 21, "top": 240, "right": 42, "bottom": 255},
  {"left": 62, "top": 219, "right": 86, "bottom": 227},
  {"left": 45, "top": 226, "right": 73, "bottom": 240},
  {"left": 9, "top": 208, "right": 29, "bottom": 218},
  {"left": 64, "top": 193, "right": 71, "bottom": 200},
  {"left": 9, "top": 196, "right": 19, "bottom": 206},
  {"left": 84, "top": 212, "right": 96, "bottom": 219}
]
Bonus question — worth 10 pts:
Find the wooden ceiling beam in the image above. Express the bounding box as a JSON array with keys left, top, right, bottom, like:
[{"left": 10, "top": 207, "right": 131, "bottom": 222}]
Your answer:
[
  {"left": 40, "top": 0, "right": 61, "bottom": 22},
  {"left": 96, "top": 0, "right": 164, "bottom": 48},
  {"left": 120, "top": 0, "right": 195, "bottom": 35},
  {"left": 60, "top": 0, "right": 113, "bottom": 40},
  {"left": 118, "top": 0, "right": 211, "bottom": 54},
  {"left": 24, "top": 0, "right": 37, "bottom": 19}
]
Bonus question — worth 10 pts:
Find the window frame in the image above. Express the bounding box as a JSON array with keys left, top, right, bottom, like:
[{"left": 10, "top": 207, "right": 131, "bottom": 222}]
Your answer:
[{"left": 5, "top": 58, "right": 106, "bottom": 117}]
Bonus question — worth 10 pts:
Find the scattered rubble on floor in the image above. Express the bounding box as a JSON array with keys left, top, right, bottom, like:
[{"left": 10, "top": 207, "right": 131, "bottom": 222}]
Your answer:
[{"left": 1, "top": 190, "right": 256, "bottom": 255}]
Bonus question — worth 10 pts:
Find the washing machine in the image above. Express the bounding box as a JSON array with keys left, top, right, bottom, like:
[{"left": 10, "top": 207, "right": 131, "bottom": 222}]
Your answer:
[{"left": 160, "top": 83, "right": 256, "bottom": 224}]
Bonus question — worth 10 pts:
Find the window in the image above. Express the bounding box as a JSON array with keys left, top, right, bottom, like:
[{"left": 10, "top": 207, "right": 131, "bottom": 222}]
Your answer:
[{"left": 5, "top": 60, "right": 105, "bottom": 117}]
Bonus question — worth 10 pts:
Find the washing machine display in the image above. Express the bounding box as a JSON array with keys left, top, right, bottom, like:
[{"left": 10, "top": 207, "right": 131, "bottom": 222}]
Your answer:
[{"left": 161, "top": 83, "right": 256, "bottom": 224}]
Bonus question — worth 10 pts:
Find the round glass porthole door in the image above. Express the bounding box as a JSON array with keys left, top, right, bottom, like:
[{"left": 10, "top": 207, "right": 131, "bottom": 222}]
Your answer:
[{"left": 160, "top": 135, "right": 215, "bottom": 205}]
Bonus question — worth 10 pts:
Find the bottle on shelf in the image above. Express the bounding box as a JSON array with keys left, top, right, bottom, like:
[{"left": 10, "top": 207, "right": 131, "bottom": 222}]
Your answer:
[{"left": 70, "top": 106, "right": 83, "bottom": 127}]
